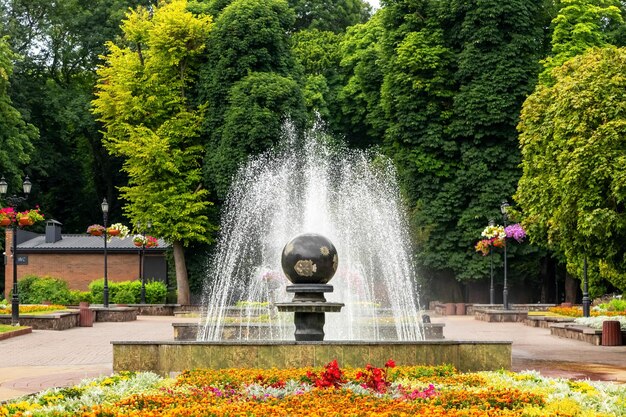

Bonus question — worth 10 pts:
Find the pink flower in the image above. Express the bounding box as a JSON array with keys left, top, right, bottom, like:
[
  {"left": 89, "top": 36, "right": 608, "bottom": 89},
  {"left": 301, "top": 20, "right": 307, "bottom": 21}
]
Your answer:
[{"left": 505, "top": 223, "right": 526, "bottom": 243}]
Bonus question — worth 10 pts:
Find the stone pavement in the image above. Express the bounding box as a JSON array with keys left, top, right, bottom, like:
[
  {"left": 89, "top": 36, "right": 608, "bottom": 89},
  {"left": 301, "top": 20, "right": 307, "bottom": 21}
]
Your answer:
[{"left": 1, "top": 314, "right": 625, "bottom": 402}]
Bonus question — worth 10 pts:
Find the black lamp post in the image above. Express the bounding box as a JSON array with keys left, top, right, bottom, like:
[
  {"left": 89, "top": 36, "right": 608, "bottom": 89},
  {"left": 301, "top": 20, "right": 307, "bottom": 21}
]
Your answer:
[
  {"left": 582, "top": 256, "right": 590, "bottom": 317},
  {"left": 137, "top": 221, "right": 151, "bottom": 304},
  {"left": 500, "top": 200, "right": 510, "bottom": 310},
  {"left": 0, "top": 175, "right": 32, "bottom": 326},
  {"left": 489, "top": 219, "right": 495, "bottom": 305},
  {"left": 101, "top": 198, "right": 109, "bottom": 308}
]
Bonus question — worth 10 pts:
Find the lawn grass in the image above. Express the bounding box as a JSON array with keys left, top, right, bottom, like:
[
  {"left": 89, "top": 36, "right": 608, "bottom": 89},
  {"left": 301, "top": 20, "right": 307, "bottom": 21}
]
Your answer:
[{"left": 0, "top": 324, "right": 28, "bottom": 333}]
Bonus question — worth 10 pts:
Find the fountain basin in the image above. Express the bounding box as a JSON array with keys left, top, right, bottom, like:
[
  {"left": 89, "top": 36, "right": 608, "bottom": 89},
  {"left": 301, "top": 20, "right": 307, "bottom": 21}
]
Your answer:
[
  {"left": 112, "top": 340, "right": 510, "bottom": 375},
  {"left": 173, "top": 322, "right": 445, "bottom": 341}
]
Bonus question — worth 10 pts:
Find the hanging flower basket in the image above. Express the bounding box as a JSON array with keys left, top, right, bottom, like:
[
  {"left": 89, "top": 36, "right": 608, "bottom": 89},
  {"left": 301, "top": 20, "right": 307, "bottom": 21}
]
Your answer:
[
  {"left": 18, "top": 216, "right": 34, "bottom": 226},
  {"left": 87, "top": 224, "right": 106, "bottom": 236},
  {"left": 106, "top": 223, "right": 129, "bottom": 239},
  {"left": 16, "top": 208, "right": 44, "bottom": 227},
  {"left": 0, "top": 207, "right": 15, "bottom": 226}
]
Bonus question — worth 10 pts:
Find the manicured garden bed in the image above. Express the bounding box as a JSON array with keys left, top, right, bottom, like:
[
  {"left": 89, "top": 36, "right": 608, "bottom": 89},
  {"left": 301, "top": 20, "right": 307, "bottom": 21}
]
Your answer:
[
  {"left": 1, "top": 362, "right": 625, "bottom": 416},
  {"left": 0, "top": 324, "right": 31, "bottom": 340}
]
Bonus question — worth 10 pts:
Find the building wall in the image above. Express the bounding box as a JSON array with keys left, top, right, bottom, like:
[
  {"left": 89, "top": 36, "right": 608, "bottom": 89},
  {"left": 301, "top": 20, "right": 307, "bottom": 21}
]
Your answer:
[
  {"left": 3, "top": 229, "right": 165, "bottom": 299},
  {"left": 4, "top": 252, "right": 142, "bottom": 298}
]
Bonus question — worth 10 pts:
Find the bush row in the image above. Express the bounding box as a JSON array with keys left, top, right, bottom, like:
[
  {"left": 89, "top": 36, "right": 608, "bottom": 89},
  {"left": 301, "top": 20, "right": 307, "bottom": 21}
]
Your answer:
[{"left": 15, "top": 275, "right": 168, "bottom": 305}]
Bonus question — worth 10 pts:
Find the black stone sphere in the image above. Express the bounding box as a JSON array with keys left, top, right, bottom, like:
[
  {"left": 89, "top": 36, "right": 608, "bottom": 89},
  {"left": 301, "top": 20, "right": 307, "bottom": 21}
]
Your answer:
[{"left": 281, "top": 234, "right": 338, "bottom": 284}]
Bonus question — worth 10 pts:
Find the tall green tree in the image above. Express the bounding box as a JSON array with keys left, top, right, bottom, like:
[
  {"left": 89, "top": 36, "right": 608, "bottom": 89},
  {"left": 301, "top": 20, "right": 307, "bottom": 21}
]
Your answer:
[
  {"left": 288, "top": 0, "right": 371, "bottom": 32},
  {"left": 93, "top": 0, "right": 215, "bottom": 304},
  {"left": 380, "top": 0, "right": 545, "bottom": 297},
  {"left": 0, "top": 36, "right": 36, "bottom": 182},
  {"left": 539, "top": 0, "right": 623, "bottom": 84},
  {"left": 516, "top": 46, "right": 626, "bottom": 295},
  {"left": 336, "top": 12, "right": 387, "bottom": 148},
  {"left": 198, "top": 0, "right": 306, "bottom": 200},
  {"left": 0, "top": 0, "right": 156, "bottom": 229}
]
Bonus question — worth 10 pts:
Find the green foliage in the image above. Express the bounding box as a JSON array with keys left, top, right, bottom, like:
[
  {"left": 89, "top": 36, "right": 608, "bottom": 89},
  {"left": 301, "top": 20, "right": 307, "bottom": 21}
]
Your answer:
[
  {"left": 89, "top": 278, "right": 167, "bottom": 304},
  {"left": 540, "top": 0, "right": 624, "bottom": 85},
  {"left": 145, "top": 281, "right": 167, "bottom": 304},
  {"left": 337, "top": 13, "right": 386, "bottom": 147},
  {"left": 198, "top": 0, "right": 306, "bottom": 200},
  {"left": 516, "top": 46, "right": 626, "bottom": 294},
  {"left": 0, "top": 0, "right": 153, "bottom": 231},
  {"left": 17, "top": 275, "right": 74, "bottom": 305},
  {"left": 288, "top": 0, "right": 372, "bottom": 33},
  {"left": 112, "top": 285, "right": 138, "bottom": 304},
  {"left": 93, "top": 0, "right": 216, "bottom": 245},
  {"left": 206, "top": 72, "right": 305, "bottom": 197},
  {"left": 0, "top": 36, "right": 36, "bottom": 181},
  {"left": 291, "top": 29, "right": 343, "bottom": 124},
  {"left": 378, "top": 0, "right": 545, "bottom": 285},
  {"left": 598, "top": 297, "right": 626, "bottom": 311}
]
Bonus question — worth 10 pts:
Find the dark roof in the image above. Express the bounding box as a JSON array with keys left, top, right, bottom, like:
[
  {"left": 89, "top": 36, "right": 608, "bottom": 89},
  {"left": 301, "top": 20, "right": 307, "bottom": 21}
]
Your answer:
[{"left": 17, "top": 234, "right": 169, "bottom": 253}]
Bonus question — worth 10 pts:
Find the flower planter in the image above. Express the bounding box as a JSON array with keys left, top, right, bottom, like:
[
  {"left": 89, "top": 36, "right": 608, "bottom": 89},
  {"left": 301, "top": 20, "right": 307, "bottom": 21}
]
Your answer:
[
  {"left": 108, "top": 229, "right": 120, "bottom": 236},
  {"left": 0, "top": 218, "right": 11, "bottom": 227},
  {"left": 90, "top": 230, "right": 104, "bottom": 236},
  {"left": 134, "top": 241, "right": 143, "bottom": 247},
  {"left": 18, "top": 217, "right": 33, "bottom": 226}
]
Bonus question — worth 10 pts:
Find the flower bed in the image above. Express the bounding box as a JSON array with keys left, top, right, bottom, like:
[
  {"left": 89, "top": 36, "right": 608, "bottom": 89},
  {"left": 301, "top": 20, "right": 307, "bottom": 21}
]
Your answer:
[
  {"left": 547, "top": 306, "right": 626, "bottom": 318},
  {"left": 1, "top": 362, "right": 625, "bottom": 416}
]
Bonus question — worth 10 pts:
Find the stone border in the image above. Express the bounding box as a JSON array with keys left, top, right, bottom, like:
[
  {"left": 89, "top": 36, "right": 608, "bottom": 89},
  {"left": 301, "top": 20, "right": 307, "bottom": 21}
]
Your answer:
[
  {"left": 524, "top": 316, "right": 575, "bottom": 328},
  {"left": 112, "top": 340, "right": 511, "bottom": 375},
  {"left": 549, "top": 322, "right": 626, "bottom": 346},
  {"left": 0, "top": 312, "right": 79, "bottom": 330},
  {"left": 474, "top": 309, "right": 528, "bottom": 322},
  {"left": 0, "top": 326, "right": 32, "bottom": 340}
]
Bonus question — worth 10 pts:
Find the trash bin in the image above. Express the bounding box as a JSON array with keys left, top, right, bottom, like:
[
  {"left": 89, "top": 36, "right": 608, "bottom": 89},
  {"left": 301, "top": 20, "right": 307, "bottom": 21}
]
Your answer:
[
  {"left": 602, "top": 321, "right": 622, "bottom": 346},
  {"left": 445, "top": 303, "right": 456, "bottom": 316},
  {"left": 79, "top": 302, "right": 94, "bottom": 327},
  {"left": 455, "top": 303, "right": 466, "bottom": 315}
]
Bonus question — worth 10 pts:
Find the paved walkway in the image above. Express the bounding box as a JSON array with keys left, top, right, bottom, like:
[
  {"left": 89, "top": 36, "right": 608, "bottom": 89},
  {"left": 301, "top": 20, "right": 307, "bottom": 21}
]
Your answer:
[{"left": 1, "top": 314, "right": 625, "bottom": 401}]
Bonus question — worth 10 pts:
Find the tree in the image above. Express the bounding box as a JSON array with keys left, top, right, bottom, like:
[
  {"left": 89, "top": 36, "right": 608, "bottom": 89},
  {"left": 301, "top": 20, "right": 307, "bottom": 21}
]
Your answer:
[
  {"left": 198, "top": 0, "right": 306, "bottom": 200},
  {"left": 377, "top": 0, "right": 546, "bottom": 302},
  {"left": 0, "top": 36, "right": 36, "bottom": 182},
  {"left": 516, "top": 46, "right": 626, "bottom": 295},
  {"left": 288, "top": 0, "right": 371, "bottom": 33},
  {"left": 93, "top": 0, "right": 216, "bottom": 304},
  {"left": 0, "top": 0, "right": 156, "bottom": 229},
  {"left": 291, "top": 28, "right": 344, "bottom": 130},
  {"left": 539, "top": 0, "right": 623, "bottom": 84},
  {"left": 337, "top": 12, "right": 387, "bottom": 148}
]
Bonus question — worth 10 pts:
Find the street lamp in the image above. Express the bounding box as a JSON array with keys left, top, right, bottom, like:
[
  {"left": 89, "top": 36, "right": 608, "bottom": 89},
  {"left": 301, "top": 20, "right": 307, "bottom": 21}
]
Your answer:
[
  {"left": 0, "top": 175, "right": 32, "bottom": 325},
  {"left": 101, "top": 198, "right": 109, "bottom": 308},
  {"left": 488, "top": 219, "right": 495, "bottom": 305},
  {"left": 582, "top": 256, "right": 590, "bottom": 317},
  {"left": 500, "top": 200, "right": 510, "bottom": 310},
  {"left": 137, "top": 220, "right": 152, "bottom": 304}
]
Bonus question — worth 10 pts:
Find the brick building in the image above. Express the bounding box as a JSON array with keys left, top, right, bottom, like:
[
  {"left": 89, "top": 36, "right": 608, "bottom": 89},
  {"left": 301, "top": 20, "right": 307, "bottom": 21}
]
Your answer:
[{"left": 3, "top": 220, "right": 169, "bottom": 298}]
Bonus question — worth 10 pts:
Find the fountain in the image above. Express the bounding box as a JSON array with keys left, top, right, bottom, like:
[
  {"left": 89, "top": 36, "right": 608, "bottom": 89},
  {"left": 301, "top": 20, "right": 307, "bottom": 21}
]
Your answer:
[
  {"left": 197, "top": 125, "right": 424, "bottom": 342},
  {"left": 111, "top": 124, "right": 512, "bottom": 374},
  {"left": 275, "top": 233, "right": 344, "bottom": 341}
]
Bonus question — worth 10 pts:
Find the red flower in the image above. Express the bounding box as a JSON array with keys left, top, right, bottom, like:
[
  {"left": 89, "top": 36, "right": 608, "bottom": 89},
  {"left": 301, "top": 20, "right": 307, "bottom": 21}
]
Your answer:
[{"left": 385, "top": 359, "right": 396, "bottom": 368}]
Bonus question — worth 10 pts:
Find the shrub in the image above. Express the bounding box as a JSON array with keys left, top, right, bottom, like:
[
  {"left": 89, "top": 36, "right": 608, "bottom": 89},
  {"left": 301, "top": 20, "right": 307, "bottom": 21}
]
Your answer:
[
  {"left": 145, "top": 281, "right": 167, "bottom": 304},
  {"left": 88, "top": 279, "right": 105, "bottom": 304},
  {"left": 89, "top": 278, "right": 166, "bottom": 304},
  {"left": 598, "top": 297, "right": 626, "bottom": 312},
  {"left": 112, "top": 287, "right": 136, "bottom": 304},
  {"left": 70, "top": 290, "right": 92, "bottom": 304},
  {"left": 17, "top": 275, "right": 73, "bottom": 305}
]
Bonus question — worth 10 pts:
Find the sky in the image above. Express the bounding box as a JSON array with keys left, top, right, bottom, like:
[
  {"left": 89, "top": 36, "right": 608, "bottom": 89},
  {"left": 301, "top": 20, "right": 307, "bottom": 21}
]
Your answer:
[{"left": 367, "top": 0, "right": 380, "bottom": 10}]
